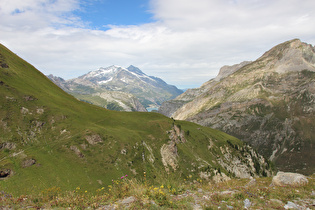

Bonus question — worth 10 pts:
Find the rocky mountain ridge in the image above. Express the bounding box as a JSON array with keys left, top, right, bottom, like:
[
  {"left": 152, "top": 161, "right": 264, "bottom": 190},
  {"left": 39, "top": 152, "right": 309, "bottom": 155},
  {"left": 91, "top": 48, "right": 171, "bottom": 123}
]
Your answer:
[
  {"left": 48, "top": 65, "right": 183, "bottom": 111},
  {"left": 159, "top": 39, "right": 315, "bottom": 174}
]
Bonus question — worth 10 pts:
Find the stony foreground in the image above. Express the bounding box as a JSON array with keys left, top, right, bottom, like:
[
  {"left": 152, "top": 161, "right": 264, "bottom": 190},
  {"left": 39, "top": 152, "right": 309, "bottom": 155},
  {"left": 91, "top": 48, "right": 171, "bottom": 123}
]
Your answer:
[{"left": 1, "top": 174, "right": 314, "bottom": 209}]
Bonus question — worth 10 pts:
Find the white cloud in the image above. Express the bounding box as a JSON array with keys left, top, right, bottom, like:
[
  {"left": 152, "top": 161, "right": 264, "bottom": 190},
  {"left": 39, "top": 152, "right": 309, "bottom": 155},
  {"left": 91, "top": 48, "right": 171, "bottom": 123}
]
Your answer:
[{"left": 0, "top": 0, "right": 315, "bottom": 88}]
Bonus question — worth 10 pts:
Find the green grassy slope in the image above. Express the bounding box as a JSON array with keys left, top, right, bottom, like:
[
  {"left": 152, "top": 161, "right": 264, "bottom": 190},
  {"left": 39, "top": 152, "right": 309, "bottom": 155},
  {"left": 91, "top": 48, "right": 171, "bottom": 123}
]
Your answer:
[{"left": 0, "top": 44, "right": 271, "bottom": 196}]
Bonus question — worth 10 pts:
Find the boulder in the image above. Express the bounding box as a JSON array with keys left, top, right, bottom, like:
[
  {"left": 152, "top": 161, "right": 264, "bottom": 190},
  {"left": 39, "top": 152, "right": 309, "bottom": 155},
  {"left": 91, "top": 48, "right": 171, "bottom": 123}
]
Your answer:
[
  {"left": 0, "top": 169, "right": 12, "bottom": 178},
  {"left": 22, "top": 158, "right": 36, "bottom": 168},
  {"left": 120, "top": 196, "right": 136, "bottom": 205},
  {"left": 212, "top": 172, "right": 231, "bottom": 183},
  {"left": 272, "top": 171, "right": 308, "bottom": 187}
]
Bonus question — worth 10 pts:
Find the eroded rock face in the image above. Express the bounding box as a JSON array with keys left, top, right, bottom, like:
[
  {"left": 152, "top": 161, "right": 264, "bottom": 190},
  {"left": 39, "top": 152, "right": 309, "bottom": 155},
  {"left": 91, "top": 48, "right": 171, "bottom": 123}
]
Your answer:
[
  {"left": 159, "top": 124, "right": 273, "bottom": 178},
  {"left": 217, "top": 144, "right": 272, "bottom": 178},
  {"left": 160, "top": 141, "right": 178, "bottom": 172},
  {"left": 160, "top": 125, "right": 188, "bottom": 172},
  {"left": 272, "top": 171, "right": 308, "bottom": 187},
  {"left": 168, "top": 125, "right": 186, "bottom": 143}
]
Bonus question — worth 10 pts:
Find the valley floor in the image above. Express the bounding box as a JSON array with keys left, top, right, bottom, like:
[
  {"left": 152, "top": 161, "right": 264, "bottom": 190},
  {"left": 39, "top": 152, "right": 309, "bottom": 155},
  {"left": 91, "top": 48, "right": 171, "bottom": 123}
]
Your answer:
[{"left": 1, "top": 175, "right": 314, "bottom": 209}]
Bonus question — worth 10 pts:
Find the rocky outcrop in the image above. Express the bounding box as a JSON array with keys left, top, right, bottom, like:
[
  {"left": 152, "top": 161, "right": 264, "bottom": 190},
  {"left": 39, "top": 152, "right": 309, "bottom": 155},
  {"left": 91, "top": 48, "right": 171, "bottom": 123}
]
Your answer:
[
  {"left": 272, "top": 171, "right": 309, "bottom": 187},
  {"left": 0, "top": 142, "right": 16, "bottom": 150},
  {"left": 70, "top": 145, "right": 84, "bottom": 158},
  {"left": 161, "top": 39, "right": 315, "bottom": 174},
  {"left": 85, "top": 134, "right": 103, "bottom": 145}
]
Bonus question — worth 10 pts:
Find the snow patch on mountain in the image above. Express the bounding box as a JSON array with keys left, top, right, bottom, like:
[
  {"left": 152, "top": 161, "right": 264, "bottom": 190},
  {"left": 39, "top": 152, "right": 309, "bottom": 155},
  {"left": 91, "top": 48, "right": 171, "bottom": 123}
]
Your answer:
[
  {"left": 98, "top": 77, "right": 113, "bottom": 84},
  {"left": 127, "top": 69, "right": 155, "bottom": 82}
]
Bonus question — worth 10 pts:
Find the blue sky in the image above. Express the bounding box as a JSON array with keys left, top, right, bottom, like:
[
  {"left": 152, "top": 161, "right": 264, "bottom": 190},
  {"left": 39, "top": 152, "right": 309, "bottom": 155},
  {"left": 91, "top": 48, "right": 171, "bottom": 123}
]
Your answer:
[
  {"left": 75, "top": 0, "right": 153, "bottom": 28},
  {"left": 1, "top": 0, "right": 315, "bottom": 89}
]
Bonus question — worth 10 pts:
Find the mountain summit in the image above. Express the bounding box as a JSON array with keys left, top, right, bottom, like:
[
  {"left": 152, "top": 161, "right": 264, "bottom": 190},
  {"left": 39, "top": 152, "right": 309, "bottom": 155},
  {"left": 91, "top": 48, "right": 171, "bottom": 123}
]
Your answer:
[
  {"left": 159, "top": 39, "right": 315, "bottom": 174},
  {"left": 75, "top": 65, "right": 152, "bottom": 85}
]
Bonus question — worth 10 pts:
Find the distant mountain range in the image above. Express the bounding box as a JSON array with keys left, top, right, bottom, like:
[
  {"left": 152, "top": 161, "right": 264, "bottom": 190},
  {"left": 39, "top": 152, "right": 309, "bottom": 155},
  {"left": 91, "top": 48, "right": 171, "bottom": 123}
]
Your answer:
[
  {"left": 159, "top": 39, "right": 315, "bottom": 175},
  {"left": 48, "top": 65, "right": 183, "bottom": 112}
]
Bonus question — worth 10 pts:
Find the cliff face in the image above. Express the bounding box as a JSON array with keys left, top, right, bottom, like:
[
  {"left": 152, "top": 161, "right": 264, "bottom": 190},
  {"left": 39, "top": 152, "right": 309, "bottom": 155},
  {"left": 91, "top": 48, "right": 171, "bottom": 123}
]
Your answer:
[{"left": 159, "top": 39, "right": 315, "bottom": 174}]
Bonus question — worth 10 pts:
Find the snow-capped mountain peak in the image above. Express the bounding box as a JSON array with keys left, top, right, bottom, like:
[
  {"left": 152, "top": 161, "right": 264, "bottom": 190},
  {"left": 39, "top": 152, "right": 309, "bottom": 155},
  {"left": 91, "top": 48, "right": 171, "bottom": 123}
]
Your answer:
[
  {"left": 80, "top": 65, "right": 158, "bottom": 85},
  {"left": 68, "top": 65, "right": 183, "bottom": 108},
  {"left": 83, "top": 65, "right": 122, "bottom": 79}
]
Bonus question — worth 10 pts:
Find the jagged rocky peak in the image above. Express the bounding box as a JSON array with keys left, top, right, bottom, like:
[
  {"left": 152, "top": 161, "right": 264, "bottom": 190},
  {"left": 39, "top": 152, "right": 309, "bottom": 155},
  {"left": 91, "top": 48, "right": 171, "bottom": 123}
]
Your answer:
[
  {"left": 258, "top": 39, "right": 315, "bottom": 73},
  {"left": 215, "top": 61, "right": 252, "bottom": 81},
  {"left": 78, "top": 65, "right": 154, "bottom": 85},
  {"left": 127, "top": 65, "right": 145, "bottom": 75},
  {"left": 85, "top": 65, "right": 147, "bottom": 78},
  {"left": 81, "top": 65, "right": 122, "bottom": 80}
]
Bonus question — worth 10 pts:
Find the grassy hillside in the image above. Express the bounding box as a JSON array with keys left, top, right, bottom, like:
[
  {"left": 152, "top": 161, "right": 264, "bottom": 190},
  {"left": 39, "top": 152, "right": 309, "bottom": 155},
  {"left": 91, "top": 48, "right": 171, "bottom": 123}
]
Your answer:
[{"left": 0, "top": 44, "right": 271, "bottom": 196}]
